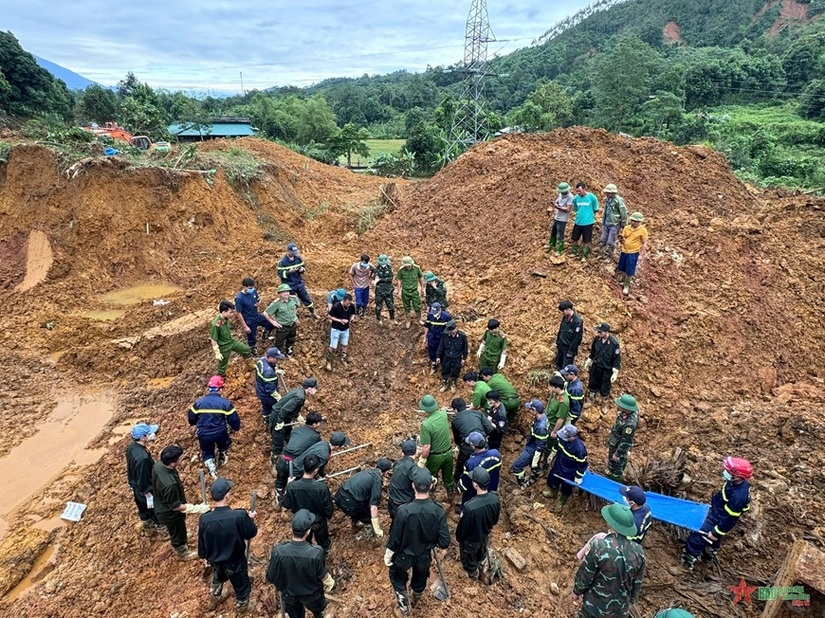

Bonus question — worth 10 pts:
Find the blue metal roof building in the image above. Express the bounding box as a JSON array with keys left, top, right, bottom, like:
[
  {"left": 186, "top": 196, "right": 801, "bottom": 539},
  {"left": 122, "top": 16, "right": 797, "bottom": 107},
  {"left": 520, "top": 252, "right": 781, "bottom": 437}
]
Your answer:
[{"left": 168, "top": 117, "right": 257, "bottom": 141}]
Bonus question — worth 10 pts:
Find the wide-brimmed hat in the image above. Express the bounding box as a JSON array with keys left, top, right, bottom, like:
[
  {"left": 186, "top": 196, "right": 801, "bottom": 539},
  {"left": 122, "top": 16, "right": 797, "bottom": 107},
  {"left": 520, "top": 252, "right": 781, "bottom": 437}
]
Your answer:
[
  {"left": 601, "top": 503, "right": 638, "bottom": 537},
  {"left": 378, "top": 254, "right": 389, "bottom": 265},
  {"left": 629, "top": 212, "right": 645, "bottom": 222},
  {"left": 418, "top": 394, "right": 439, "bottom": 413},
  {"left": 604, "top": 183, "right": 618, "bottom": 193},
  {"left": 614, "top": 393, "right": 638, "bottom": 412},
  {"left": 558, "top": 182, "right": 570, "bottom": 192},
  {"left": 423, "top": 271, "right": 436, "bottom": 282},
  {"left": 402, "top": 256, "right": 414, "bottom": 266}
]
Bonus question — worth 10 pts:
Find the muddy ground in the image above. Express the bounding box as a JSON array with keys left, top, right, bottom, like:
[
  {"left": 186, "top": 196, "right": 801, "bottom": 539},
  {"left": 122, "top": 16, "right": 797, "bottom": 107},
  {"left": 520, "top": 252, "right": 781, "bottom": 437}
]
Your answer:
[{"left": 0, "top": 131, "right": 823, "bottom": 617}]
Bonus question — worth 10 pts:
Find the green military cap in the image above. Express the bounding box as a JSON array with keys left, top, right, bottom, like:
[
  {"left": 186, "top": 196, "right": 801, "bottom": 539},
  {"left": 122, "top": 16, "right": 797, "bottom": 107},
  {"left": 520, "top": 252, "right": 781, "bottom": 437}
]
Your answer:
[
  {"left": 614, "top": 393, "right": 638, "bottom": 412},
  {"left": 600, "top": 503, "right": 637, "bottom": 537},
  {"left": 604, "top": 183, "right": 618, "bottom": 193},
  {"left": 629, "top": 211, "right": 645, "bottom": 222},
  {"left": 402, "top": 256, "right": 414, "bottom": 266},
  {"left": 418, "top": 394, "right": 439, "bottom": 413},
  {"left": 654, "top": 610, "right": 695, "bottom": 618},
  {"left": 423, "top": 271, "right": 436, "bottom": 282},
  {"left": 277, "top": 283, "right": 292, "bottom": 293},
  {"left": 378, "top": 254, "right": 389, "bottom": 265},
  {"left": 558, "top": 182, "right": 570, "bottom": 192}
]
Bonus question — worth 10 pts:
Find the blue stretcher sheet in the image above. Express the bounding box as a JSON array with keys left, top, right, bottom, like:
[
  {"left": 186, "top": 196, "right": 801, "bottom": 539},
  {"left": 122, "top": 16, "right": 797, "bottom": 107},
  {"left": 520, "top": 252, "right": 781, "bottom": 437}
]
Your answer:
[{"left": 559, "top": 472, "right": 710, "bottom": 532}]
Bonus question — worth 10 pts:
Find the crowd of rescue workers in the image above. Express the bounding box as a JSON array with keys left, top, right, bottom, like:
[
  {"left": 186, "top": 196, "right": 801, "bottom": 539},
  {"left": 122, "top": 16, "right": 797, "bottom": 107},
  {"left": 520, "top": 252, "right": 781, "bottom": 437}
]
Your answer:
[{"left": 124, "top": 181, "right": 752, "bottom": 618}]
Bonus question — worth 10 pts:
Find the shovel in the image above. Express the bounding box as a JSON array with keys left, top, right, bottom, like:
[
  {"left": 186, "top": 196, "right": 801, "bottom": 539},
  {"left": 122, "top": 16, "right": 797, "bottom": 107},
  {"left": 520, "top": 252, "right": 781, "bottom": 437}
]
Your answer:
[{"left": 431, "top": 549, "right": 450, "bottom": 601}]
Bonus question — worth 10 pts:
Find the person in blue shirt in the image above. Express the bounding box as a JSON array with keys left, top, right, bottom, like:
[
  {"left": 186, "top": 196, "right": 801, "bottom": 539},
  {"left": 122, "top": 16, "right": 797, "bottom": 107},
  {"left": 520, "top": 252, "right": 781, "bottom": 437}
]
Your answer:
[
  {"left": 277, "top": 242, "right": 319, "bottom": 319},
  {"left": 187, "top": 375, "right": 240, "bottom": 479},
  {"left": 510, "top": 400, "right": 549, "bottom": 488},
  {"left": 619, "top": 485, "right": 652, "bottom": 543},
  {"left": 234, "top": 277, "right": 272, "bottom": 350},
  {"left": 570, "top": 181, "right": 600, "bottom": 260},
  {"left": 255, "top": 347, "right": 286, "bottom": 423},
  {"left": 561, "top": 364, "right": 585, "bottom": 423},
  {"left": 543, "top": 424, "right": 588, "bottom": 512},
  {"left": 457, "top": 432, "right": 502, "bottom": 509}
]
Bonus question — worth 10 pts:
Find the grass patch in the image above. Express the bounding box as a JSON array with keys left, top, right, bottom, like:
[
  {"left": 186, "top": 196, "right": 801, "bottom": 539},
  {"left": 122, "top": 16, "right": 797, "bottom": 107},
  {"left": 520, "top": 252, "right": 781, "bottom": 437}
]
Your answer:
[
  {"left": 356, "top": 201, "right": 393, "bottom": 233},
  {"left": 339, "top": 139, "right": 405, "bottom": 167}
]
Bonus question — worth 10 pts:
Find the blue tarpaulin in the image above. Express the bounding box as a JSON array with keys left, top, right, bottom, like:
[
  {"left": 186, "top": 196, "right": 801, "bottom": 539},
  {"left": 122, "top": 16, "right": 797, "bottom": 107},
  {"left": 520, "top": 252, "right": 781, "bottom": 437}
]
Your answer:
[{"left": 559, "top": 472, "right": 710, "bottom": 532}]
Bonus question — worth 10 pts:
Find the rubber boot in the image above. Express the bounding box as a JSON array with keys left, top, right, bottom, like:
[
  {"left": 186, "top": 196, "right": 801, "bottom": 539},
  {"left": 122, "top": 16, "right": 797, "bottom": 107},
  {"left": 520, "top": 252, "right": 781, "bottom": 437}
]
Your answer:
[
  {"left": 571, "top": 244, "right": 580, "bottom": 257},
  {"left": 450, "top": 378, "right": 456, "bottom": 393},
  {"left": 217, "top": 451, "right": 228, "bottom": 467},
  {"left": 681, "top": 550, "right": 697, "bottom": 571},
  {"left": 515, "top": 472, "right": 529, "bottom": 489},
  {"left": 340, "top": 348, "right": 348, "bottom": 364},
  {"left": 581, "top": 246, "right": 590, "bottom": 261},
  {"left": 439, "top": 380, "right": 449, "bottom": 393},
  {"left": 325, "top": 351, "right": 334, "bottom": 372},
  {"left": 410, "top": 591, "right": 423, "bottom": 608},
  {"left": 555, "top": 239, "right": 565, "bottom": 256},
  {"left": 394, "top": 590, "right": 410, "bottom": 616},
  {"left": 542, "top": 487, "right": 559, "bottom": 499},
  {"left": 404, "top": 312, "right": 411, "bottom": 330},
  {"left": 205, "top": 458, "right": 218, "bottom": 480},
  {"left": 622, "top": 277, "right": 631, "bottom": 296},
  {"left": 310, "top": 307, "right": 321, "bottom": 320},
  {"left": 429, "top": 361, "right": 437, "bottom": 376},
  {"left": 174, "top": 545, "right": 198, "bottom": 561},
  {"left": 390, "top": 310, "right": 398, "bottom": 325},
  {"left": 554, "top": 493, "right": 569, "bottom": 512}
]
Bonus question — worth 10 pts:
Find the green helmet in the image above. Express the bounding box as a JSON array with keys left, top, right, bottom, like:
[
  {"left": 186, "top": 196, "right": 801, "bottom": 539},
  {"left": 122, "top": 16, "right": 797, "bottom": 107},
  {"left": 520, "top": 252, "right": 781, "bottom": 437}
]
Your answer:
[
  {"left": 653, "top": 610, "right": 695, "bottom": 618},
  {"left": 423, "top": 271, "right": 436, "bottom": 282},
  {"left": 277, "top": 284, "right": 292, "bottom": 293},
  {"left": 377, "top": 254, "right": 389, "bottom": 265},
  {"left": 557, "top": 182, "right": 570, "bottom": 192}
]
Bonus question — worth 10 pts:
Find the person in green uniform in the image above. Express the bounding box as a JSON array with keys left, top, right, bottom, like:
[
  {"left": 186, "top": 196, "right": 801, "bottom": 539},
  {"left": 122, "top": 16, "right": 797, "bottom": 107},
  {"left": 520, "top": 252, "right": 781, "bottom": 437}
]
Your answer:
[
  {"left": 480, "top": 367, "right": 521, "bottom": 422},
  {"left": 463, "top": 371, "right": 491, "bottom": 412},
  {"left": 423, "top": 271, "right": 448, "bottom": 311},
  {"left": 395, "top": 256, "right": 424, "bottom": 329},
  {"left": 416, "top": 394, "right": 455, "bottom": 494},
  {"left": 547, "top": 375, "right": 571, "bottom": 438},
  {"left": 607, "top": 394, "right": 639, "bottom": 482},
  {"left": 476, "top": 318, "right": 508, "bottom": 373},
  {"left": 211, "top": 300, "right": 254, "bottom": 376},
  {"left": 374, "top": 254, "right": 398, "bottom": 325},
  {"left": 264, "top": 284, "right": 301, "bottom": 357}
]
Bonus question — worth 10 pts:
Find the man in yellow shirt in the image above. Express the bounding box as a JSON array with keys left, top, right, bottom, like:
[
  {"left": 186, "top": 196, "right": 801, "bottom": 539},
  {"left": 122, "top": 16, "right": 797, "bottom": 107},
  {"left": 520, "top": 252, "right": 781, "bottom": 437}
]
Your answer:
[{"left": 617, "top": 212, "right": 649, "bottom": 296}]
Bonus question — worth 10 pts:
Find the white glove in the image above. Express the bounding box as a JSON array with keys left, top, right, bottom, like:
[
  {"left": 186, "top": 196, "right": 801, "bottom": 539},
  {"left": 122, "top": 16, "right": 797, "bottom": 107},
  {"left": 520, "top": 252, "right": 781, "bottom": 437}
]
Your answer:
[
  {"left": 611, "top": 368, "right": 619, "bottom": 383},
  {"left": 531, "top": 450, "right": 542, "bottom": 469},
  {"left": 584, "top": 358, "right": 593, "bottom": 371},
  {"left": 575, "top": 477, "right": 583, "bottom": 485},
  {"left": 184, "top": 503, "right": 210, "bottom": 514},
  {"left": 294, "top": 415, "right": 305, "bottom": 426},
  {"left": 272, "top": 391, "right": 282, "bottom": 402},
  {"left": 323, "top": 572, "right": 335, "bottom": 592},
  {"left": 476, "top": 343, "right": 485, "bottom": 358},
  {"left": 384, "top": 548, "right": 395, "bottom": 567},
  {"left": 273, "top": 422, "right": 284, "bottom": 431},
  {"left": 371, "top": 518, "right": 384, "bottom": 538},
  {"left": 497, "top": 352, "right": 507, "bottom": 370},
  {"left": 275, "top": 368, "right": 286, "bottom": 375},
  {"left": 212, "top": 341, "right": 223, "bottom": 361},
  {"left": 417, "top": 457, "right": 427, "bottom": 468}
]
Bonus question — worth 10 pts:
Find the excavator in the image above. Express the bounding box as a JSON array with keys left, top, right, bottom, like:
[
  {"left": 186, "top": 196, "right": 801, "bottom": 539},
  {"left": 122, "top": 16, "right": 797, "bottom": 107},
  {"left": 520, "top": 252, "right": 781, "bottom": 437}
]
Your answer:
[{"left": 83, "top": 122, "right": 170, "bottom": 151}]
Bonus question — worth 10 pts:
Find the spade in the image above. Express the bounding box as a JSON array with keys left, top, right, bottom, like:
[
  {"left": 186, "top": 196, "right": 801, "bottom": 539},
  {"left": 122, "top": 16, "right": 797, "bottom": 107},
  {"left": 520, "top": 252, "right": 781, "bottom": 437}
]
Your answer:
[{"left": 431, "top": 549, "right": 450, "bottom": 601}]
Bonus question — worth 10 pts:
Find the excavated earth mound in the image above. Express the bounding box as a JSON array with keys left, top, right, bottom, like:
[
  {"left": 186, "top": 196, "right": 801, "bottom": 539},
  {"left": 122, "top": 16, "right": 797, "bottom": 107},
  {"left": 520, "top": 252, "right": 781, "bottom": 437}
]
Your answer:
[{"left": 0, "top": 130, "right": 823, "bottom": 618}]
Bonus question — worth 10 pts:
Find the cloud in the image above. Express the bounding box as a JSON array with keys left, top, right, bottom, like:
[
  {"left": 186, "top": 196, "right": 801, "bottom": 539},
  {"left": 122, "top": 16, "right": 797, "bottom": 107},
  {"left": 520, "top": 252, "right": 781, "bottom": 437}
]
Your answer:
[{"left": 5, "top": 0, "right": 593, "bottom": 91}]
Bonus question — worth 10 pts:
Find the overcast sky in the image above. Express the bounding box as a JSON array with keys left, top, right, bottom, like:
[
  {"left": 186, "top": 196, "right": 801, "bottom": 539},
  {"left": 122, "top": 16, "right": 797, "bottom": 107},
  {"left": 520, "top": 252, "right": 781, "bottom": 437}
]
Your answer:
[{"left": 4, "top": 0, "right": 593, "bottom": 93}]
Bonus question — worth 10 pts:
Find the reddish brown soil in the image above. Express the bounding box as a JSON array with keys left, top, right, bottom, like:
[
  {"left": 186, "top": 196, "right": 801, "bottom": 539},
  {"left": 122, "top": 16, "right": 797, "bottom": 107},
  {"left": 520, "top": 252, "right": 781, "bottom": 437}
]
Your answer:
[
  {"left": 0, "top": 131, "right": 823, "bottom": 618},
  {"left": 663, "top": 21, "right": 684, "bottom": 45}
]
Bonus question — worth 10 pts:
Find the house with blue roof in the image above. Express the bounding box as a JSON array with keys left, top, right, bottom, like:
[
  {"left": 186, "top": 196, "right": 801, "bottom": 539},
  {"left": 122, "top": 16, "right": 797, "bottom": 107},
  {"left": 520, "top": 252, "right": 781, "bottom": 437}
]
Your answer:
[{"left": 168, "top": 117, "right": 257, "bottom": 141}]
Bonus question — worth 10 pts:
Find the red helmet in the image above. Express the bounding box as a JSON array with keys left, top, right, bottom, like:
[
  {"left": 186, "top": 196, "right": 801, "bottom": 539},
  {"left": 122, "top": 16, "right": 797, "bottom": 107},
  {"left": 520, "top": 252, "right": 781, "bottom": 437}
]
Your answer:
[
  {"left": 724, "top": 456, "right": 753, "bottom": 480},
  {"left": 207, "top": 375, "right": 225, "bottom": 389}
]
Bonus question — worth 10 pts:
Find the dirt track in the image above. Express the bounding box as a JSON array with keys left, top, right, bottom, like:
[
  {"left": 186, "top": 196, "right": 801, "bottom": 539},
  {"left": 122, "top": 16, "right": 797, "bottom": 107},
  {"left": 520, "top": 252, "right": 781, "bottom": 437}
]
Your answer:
[{"left": 0, "top": 131, "right": 823, "bottom": 617}]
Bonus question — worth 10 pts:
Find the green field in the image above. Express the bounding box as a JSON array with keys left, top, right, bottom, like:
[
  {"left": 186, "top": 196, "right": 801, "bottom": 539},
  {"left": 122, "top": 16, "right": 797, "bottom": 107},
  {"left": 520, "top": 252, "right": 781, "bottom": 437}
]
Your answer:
[{"left": 338, "top": 139, "right": 406, "bottom": 167}]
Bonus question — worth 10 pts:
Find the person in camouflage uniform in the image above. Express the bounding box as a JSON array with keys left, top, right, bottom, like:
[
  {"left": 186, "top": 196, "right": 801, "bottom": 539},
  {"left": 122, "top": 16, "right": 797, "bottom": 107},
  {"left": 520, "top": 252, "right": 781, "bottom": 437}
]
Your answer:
[
  {"left": 395, "top": 256, "right": 424, "bottom": 329},
  {"left": 599, "top": 184, "right": 628, "bottom": 260},
  {"left": 423, "top": 271, "right": 448, "bottom": 311},
  {"left": 573, "top": 503, "right": 646, "bottom": 618},
  {"left": 476, "top": 319, "right": 507, "bottom": 373},
  {"left": 607, "top": 394, "right": 639, "bottom": 482},
  {"left": 210, "top": 300, "right": 254, "bottom": 376},
  {"left": 374, "top": 254, "right": 398, "bottom": 325}
]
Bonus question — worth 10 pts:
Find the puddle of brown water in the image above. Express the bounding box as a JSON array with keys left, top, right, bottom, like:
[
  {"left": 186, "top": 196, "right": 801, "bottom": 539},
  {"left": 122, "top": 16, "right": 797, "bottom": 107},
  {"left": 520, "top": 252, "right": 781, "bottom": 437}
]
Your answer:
[
  {"left": 0, "top": 395, "right": 115, "bottom": 539},
  {"left": 101, "top": 283, "right": 181, "bottom": 305},
  {"left": 3, "top": 543, "right": 58, "bottom": 602},
  {"left": 80, "top": 309, "right": 127, "bottom": 321}
]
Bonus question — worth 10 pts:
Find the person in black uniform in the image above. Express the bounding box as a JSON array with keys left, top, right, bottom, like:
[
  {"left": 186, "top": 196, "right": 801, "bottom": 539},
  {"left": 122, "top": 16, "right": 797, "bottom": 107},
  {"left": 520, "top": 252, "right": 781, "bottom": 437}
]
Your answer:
[
  {"left": 455, "top": 467, "right": 500, "bottom": 580},
  {"left": 291, "top": 431, "right": 350, "bottom": 478},
  {"left": 282, "top": 454, "right": 335, "bottom": 559},
  {"left": 269, "top": 378, "right": 319, "bottom": 464},
  {"left": 267, "top": 510, "right": 335, "bottom": 618},
  {"left": 125, "top": 422, "right": 165, "bottom": 535},
  {"left": 275, "top": 412, "right": 323, "bottom": 503},
  {"left": 335, "top": 458, "right": 391, "bottom": 540},
  {"left": 450, "top": 398, "right": 492, "bottom": 484},
  {"left": 384, "top": 467, "right": 451, "bottom": 616},
  {"left": 485, "top": 391, "right": 508, "bottom": 450},
  {"left": 555, "top": 299, "right": 584, "bottom": 370},
  {"left": 198, "top": 478, "right": 258, "bottom": 610},
  {"left": 387, "top": 440, "right": 418, "bottom": 520}
]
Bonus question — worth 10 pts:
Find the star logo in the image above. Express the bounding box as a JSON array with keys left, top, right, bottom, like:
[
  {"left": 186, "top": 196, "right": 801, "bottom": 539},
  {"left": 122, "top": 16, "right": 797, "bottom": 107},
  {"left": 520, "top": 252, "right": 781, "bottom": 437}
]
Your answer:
[{"left": 729, "top": 577, "right": 758, "bottom": 605}]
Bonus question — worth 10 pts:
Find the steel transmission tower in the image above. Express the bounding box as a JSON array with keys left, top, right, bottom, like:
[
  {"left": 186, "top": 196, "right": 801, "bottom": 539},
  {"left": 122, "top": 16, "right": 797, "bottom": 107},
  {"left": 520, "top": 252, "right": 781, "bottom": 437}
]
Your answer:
[{"left": 445, "top": 0, "right": 496, "bottom": 163}]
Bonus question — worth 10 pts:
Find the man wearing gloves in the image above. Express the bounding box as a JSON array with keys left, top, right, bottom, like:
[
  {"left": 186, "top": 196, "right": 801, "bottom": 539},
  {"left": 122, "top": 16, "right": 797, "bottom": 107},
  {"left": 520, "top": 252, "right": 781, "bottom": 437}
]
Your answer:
[
  {"left": 269, "top": 377, "right": 319, "bottom": 462},
  {"left": 151, "top": 444, "right": 210, "bottom": 560},
  {"left": 510, "top": 400, "right": 549, "bottom": 488},
  {"left": 456, "top": 467, "right": 500, "bottom": 580},
  {"left": 476, "top": 318, "right": 508, "bottom": 373},
  {"left": 125, "top": 421, "right": 164, "bottom": 535},
  {"left": 187, "top": 375, "right": 240, "bottom": 479},
  {"left": 385, "top": 467, "right": 451, "bottom": 616},
  {"left": 416, "top": 394, "right": 455, "bottom": 496},
  {"left": 334, "top": 458, "right": 392, "bottom": 541},
  {"left": 607, "top": 394, "right": 639, "bottom": 482},
  {"left": 436, "top": 320, "right": 468, "bottom": 393},
  {"left": 423, "top": 302, "right": 452, "bottom": 375},
  {"left": 584, "top": 323, "right": 622, "bottom": 405},
  {"left": 255, "top": 347, "right": 286, "bottom": 423},
  {"left": 266, "top": 510, "right": 335, "bottom": 617},
  {"left": 210, "top": 300, "right": 254, "bottom": 376},
  {"left": 543, "top": 424, "right": 588, "bottom": 512}
]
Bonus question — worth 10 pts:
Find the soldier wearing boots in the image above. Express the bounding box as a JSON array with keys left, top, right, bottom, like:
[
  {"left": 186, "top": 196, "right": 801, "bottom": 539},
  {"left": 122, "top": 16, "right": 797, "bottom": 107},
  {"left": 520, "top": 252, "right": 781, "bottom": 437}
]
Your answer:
[
  {"left": 423, "top": 270, "right": 448, "bottom": 311},
  {"left": 384, "top": 467, "right": 451, "bottom": 617},
  {"left": 395, "top": 256, "right": 423, "bottom": 329},
  {"left": 456, "top": 467, "right": 500, "bottom": 580},
  {"left": 188, "top": 375, "right": 240, "bottom": 479},
  {"left": 451, "top": 398, "right": 493, "bottom": 485},
  {"left": 277, "top": 242, "right": 320, "bottom": 318},
  {"left": 681, "top": 457, "right": 752, "bottom": 571},
  {"left": 417, "top": 394, "right": 456, "bottom": 495},
  {"left": 555, "top": 299, "right": 584, "bottom": 370},
  {"left": 598, "top": 184, "right": 628, "bottom": 260},
  {"left": 436, "top": 320, "right": 468, "bottom": 393},
  {"left": 264, "top": 284, "right": 301, "bottom": 357},
  {"left": 334, "top": 459, "right": 391, "bottom": 540},
  {"left": 266, "top": 510, "right": 335, "bottom": 618},
  {"left": 269, "top": 378, "right": 318, "bottom": 462},
  {"left": 561, "top": 364, "right": 585, "bottom": 423},
  {"left": 510, "top": 400, "right": 549, "bottom": 488},
  {"left": 151, "top": 444, "right": 209, "bottom": 560},
  {"left": 374, "top": 254, "right": 398, "bottom": 325},
  {"left": 607, "top": 394, "right": 639, "bottom": 482},
  {"left": 423, "top": 302, "right": 451, "bottom": 375},
  {"left": 543, "top": 424, "right": 587, "bottom": 512},
  {"left": 548, "top": 181, "right": 573, "bottom": 255},
  {"left": 388, "top": 440, "right": 419, "bottom": 520},
  {"left": 283, "top": 454, "right": 335, "bottom": 559},
  {"left": 349, "top": 253, "right": 375, "bottom": 318},
  {"left": 477, "top": 318, "right": 507, "bottom": 373},
  {"left": 256, "top": 347, "right": 286, "bottom": 423},
  {"left": 210, "top": 300, "right": 255, "bottom": 376},
  {"left": 125, "top": 422, "right": 166, "bottom": 536},
  {"left": 326, "top": 293, "right": 357, "bottom": 371},
  {"left": 570, "top": 181, "right": 599, "bottom": 260},
  {"left": 198, "top": 478, "right": 258, "bottom": 611},
  {"left": 274, "top": 413, "right": 323, "bottom": 503},
  {"left": 584, "top": 323, "right": 622, "bottom": 405}
]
